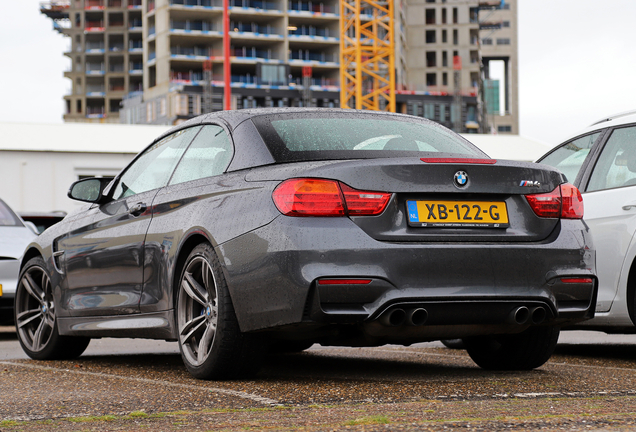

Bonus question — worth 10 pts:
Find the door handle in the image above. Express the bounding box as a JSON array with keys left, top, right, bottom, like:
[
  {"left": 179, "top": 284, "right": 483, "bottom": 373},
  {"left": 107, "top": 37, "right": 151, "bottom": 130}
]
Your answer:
[
  {"left": 622, "top": 201, "right": 636, "bottom": 211},
  {"left": 129, "top": 202, "right": 147, "bottom": 216}
]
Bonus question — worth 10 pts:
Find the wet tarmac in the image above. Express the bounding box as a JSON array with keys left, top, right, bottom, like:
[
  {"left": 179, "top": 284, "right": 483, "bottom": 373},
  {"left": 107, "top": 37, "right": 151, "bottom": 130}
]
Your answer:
[{"left": 2, "top": 327, "right": 636, "bottom": 430}]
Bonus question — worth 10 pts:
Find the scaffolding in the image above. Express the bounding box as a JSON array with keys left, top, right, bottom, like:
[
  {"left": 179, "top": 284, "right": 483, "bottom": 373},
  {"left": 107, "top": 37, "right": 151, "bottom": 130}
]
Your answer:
[{"left": 339, "top": 0, "right": 396, "bottom": 112}]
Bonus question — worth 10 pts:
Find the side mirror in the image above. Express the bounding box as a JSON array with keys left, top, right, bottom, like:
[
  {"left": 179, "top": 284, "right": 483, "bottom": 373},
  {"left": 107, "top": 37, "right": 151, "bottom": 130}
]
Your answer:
[{"left": 68, "top": 178, "right": 111, "bottom": 204}]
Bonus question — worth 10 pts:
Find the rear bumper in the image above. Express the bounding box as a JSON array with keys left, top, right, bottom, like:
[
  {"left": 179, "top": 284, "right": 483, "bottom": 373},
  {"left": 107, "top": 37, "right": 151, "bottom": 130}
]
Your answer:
[{"left": 218, "top": 216, "right": 596, "bottom": 340}]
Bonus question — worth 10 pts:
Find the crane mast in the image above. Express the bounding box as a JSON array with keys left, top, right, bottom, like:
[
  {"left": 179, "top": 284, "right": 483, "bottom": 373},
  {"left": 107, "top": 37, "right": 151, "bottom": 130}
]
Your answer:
[{"left": 339, "top": 0, "right": 396, "bottom": 112}]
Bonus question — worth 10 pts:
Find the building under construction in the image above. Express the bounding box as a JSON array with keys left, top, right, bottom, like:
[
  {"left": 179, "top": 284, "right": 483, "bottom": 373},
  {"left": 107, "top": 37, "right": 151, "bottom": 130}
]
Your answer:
[{"left": 41, "top": 0, "right": 518, "bottom": 134}]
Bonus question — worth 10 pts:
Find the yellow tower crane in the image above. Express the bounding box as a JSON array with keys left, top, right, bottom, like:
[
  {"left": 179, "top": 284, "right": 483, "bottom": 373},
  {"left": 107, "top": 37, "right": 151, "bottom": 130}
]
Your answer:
[{"left": 339, "top": 0, "right": 396, "bottom": 112}]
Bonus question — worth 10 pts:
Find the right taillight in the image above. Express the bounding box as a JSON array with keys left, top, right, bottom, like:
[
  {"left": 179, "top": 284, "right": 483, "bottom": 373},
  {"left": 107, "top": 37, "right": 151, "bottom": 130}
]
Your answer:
[{"left": 525, "top": 183, "right": 584, "bottom": 219}]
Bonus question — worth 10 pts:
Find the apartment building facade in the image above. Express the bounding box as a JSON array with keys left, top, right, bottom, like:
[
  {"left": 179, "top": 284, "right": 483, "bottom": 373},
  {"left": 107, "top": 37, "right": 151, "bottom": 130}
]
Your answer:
[{"left": 41, "top": 0, "right": 518, "bottom": 133}]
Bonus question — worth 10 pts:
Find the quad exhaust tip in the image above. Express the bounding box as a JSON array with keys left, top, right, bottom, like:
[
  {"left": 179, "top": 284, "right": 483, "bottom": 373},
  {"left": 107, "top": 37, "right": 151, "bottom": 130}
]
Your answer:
[
  {"left": 381, "top": 308, "right": 428, "bottom": 327},
  {"left": 507, "top": 306, "right": 547, "bottom": 325}
]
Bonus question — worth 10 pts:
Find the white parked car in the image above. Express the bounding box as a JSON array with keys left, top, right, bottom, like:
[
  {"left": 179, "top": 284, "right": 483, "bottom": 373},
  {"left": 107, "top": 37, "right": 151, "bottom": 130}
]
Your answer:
[
  {"left": 537, "top": 110, "right": 636, "bottom": 332},
  {"left": 0, "top": 198, "right": 37, "bottom": 325}
]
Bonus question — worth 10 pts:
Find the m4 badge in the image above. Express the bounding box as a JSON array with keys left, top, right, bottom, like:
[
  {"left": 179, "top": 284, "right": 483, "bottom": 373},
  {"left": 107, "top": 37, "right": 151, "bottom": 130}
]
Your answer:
[{"left": 519, "top": 180, "right": 541, "bottom": 187}]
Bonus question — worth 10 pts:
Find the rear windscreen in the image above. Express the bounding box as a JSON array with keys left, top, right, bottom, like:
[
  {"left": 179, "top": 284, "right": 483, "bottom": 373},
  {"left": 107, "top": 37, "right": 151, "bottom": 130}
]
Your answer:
[
  {"left": 0, "top": 201, "right": 22, "bottom": 227},
  {"left": 251, "top": 113, "right": 486, "bottom": 162}
]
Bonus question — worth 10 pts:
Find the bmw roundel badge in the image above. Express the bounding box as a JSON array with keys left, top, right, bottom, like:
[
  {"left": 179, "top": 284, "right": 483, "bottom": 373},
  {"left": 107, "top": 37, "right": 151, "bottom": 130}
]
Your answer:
[{"left": 454, "top": 171, "right": 468, "bottom": 187}]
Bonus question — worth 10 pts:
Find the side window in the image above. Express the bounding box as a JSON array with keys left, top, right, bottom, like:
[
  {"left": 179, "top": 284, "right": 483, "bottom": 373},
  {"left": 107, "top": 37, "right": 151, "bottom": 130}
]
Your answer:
[
  {"left": 538, "top": 132, "right": 601, "bottom": 183},
  {"left": 169, "top": 125, "right": 233, "bottom": 185},
  {"left": 112, "top": 127, "right": 201, "bottom": 200},
  {"left": 587, "top": 126, "right": 636, "bottom": 192}
]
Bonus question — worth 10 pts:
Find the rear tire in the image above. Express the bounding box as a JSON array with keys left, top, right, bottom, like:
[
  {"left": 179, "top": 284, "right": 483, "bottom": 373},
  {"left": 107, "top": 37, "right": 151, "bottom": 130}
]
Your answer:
[
  {"left": 15, "top": 257, "right": 90, "bottom": 360},
  {"left": 464, "top": 326, "right": 560, "bottom": 370},
  {"left": 176, "top": 243, "right": 262, "bottom": 380},
  {"left": 440, "top": 339, "right": 465, "bottom": 349}
]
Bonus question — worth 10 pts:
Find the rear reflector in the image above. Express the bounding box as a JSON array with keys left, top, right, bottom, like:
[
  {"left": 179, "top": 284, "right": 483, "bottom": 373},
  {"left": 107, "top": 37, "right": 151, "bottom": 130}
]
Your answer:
[
  {"left": 420, "top": 158, "right": 497, "bottom": 164},
  {"left": 318, "top": 279, "right": 372, "bottom": 285},
  {"left": 525, "top": 183, "right": 584, "bottom": 219},
  {"left": 561, "top": 277, "right": 593, "bottom": 284},
  {"left": 273, "top": 178, "right": 391, "bottom": 217}
]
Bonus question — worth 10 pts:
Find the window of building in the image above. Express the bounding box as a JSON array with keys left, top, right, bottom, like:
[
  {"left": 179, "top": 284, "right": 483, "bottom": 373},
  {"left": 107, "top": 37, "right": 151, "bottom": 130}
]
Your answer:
[
  {"left": 482, "top": 38, "right": 493, "bottom": 45},
  {"left": 426, "top": 30, "right": 436, "bottom": 44},
  {"left": 425, "top": 9, "right": 435, "bottom": 24},
  {"left": 440, "top": 104, "right": 447, "bottom": 122},
  {"left": 441, "top": 29, "right": 447, "bottom": 43},
  {"left": 498, "top": 125, "right": 512, "bottom": 133},
  {"left": 502, "top": 3, "right": 510, "bottom": 9},
  {"left": 502, "top": 20, "right": 510, "bottom": 27},
  {"left": 453, "top": 7, "right": 458, "bottom": 23},
  {"left": 426, "top": 51, "right": 436, "bottom": 67},
  {"left": 453, "top": 29, "right": 458, "bottom": 45},
  {"left": 426, "top": 73, "right": 437, "bottom": 87},
  {"left": 442, "top": 50, "right": 448, "bottom": 67},
  {"left": 496, "top": 38, "right": 511, "bottom": 45},
  {"left": 424, "top": 103, "right": 435, "bottom": 120},
  {"left": 442, "top": 8, "right": 447, "bottom": 23}
]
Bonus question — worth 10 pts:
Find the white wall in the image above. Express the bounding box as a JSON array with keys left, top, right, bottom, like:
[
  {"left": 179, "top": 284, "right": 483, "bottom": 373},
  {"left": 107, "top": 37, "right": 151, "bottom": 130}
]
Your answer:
[{"left": 1, "top": 151, "right": 135, "bottom": 213}]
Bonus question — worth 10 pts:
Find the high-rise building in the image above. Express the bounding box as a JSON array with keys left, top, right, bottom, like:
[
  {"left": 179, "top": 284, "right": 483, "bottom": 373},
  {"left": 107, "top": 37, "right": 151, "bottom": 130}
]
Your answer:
[
  {"left": 41, "top": 0, "right": 518, "bottom": 134},
  {"left": 41, "top": 0, "right": 145, "bottom": 123}
]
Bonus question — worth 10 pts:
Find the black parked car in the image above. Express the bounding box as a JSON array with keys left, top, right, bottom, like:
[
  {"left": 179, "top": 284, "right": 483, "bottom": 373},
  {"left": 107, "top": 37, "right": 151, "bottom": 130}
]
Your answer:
[{"left": 16, "top": 108, "right": 597, "bottom": 379}]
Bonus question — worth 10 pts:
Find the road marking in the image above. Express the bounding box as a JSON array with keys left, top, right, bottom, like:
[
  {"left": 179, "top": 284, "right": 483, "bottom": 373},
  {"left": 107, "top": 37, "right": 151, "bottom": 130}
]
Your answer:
[{"left": 0, "top": 361, "right": 281, "bottom": 406}]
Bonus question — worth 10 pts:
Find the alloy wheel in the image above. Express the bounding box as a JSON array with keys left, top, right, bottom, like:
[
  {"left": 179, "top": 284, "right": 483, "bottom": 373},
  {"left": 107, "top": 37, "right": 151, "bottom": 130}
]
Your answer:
[
  {"left": 15, "top": 265, "right": 56, "bottom": 353},
  {"left": 178, "top": 256, "right": 219, "bottom": 367}
]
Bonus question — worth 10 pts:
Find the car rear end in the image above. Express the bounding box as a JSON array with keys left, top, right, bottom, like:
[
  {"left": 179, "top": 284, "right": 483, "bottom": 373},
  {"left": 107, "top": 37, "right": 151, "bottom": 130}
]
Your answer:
[
  {"left": 219, "top": 111, "right": 597, "bottom": 346},
  {"left": 0, "top": 199, "right": 37, "bottom": 325}
]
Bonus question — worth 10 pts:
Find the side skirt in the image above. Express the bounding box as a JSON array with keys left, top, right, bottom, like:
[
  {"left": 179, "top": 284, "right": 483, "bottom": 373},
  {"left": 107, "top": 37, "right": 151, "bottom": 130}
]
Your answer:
[{"left": 58, "top": 310, "right": 178, "bottom": 340}]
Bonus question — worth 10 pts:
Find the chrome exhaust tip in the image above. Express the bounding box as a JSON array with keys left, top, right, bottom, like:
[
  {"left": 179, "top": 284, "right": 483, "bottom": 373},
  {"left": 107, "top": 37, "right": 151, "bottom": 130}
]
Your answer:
[
  {"left": 407, "top": 308, "right": 428, "bottom": 326},
  {"left": 531, "top": 306, "right": 547, "bottom": 324},
  {"left": 508, "top": 306, "right": 530, "bottom": 325},
  {"left": 380, "top": 308, "right": 407, "bottom": 327}
]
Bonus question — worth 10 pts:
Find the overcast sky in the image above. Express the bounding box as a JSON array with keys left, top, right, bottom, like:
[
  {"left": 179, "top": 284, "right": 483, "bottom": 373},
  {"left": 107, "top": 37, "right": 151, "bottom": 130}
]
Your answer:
[{"left": 1, "top": 0, "right": 635, "bottom": 146}]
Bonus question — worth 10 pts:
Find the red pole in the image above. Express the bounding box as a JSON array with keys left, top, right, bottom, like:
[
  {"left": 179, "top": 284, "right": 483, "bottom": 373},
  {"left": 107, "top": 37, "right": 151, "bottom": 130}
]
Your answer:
[{"left": 223, "top": 0, "right": 231, "bottom": 110}]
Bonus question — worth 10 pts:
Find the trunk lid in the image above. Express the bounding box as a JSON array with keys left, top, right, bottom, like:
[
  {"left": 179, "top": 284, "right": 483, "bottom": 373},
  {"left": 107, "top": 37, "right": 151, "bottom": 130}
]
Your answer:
[{"left": 246, "top": 158, "right": 567, "bottom": 242}]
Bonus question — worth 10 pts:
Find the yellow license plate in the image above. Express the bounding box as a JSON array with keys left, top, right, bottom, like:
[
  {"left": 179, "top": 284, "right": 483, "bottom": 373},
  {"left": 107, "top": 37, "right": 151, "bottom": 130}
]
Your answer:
[{"left": 407, "top": 200, "right": 509, "bottom": 228}]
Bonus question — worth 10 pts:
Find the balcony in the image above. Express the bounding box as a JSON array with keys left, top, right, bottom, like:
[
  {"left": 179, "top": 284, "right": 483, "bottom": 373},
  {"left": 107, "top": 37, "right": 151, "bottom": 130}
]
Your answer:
[
  {"left": 170, "top": 20, "right": 217, "bottom": 33},
  {"left": 129, "top": 40, "right": 143, "bottom": 52},
  {"left": 86, "top": 63, "right": 105, "bottom": 74},
  {"left": 86, "top": 106, "right": 106, "bottom": 118},
  {"left": 171, "top": 46, "right": 211, "bottom": 58},
  {"left": 129, "top": 18, "right": 143, "bottom": 30},
  {"left": 109, "top": 43, "right": 125, "bottom": 52},
  {"left": 86, "top": 42, "right": 105, "bottom": 53},
  {"left": 231, "top": 0, "right": 279, "bottom": 11},
  {"left": 288, "top": 0, "right": 336, "bottom": 14},
  {"left": 231, "top": 22, "right": 282, "bottom": 38},
  {"left": 288, "top": 25, "right": 337, "bottom": 40},
  {"left": 232, "top": 46, "right": 279, "bottom": 61},
  {"left": 86, "top": 85, "right": 106, "bottom": 96},
  {"left": 129, "top": 62, "right": 143, "bottom": 73},
  {"left": 128, "top": 0, "right": 142, "bottom": 8},
  {"left": 109, "top": 63, "right": 125, "bottom": 73},
  {"left": 171, "top": 71, "right": 204, "bottom": 83},
  {"left": 170, "top": 0, "right": 221, "bottom": 7},
  {"left": 290, "top": 50, "right": 337, "bottom": 64},
  {"left": 85, "top": 0, "right": 105, "bottom": 9},
  {"left": 85, "top": 20, "right": 105, "bottom": 31}
]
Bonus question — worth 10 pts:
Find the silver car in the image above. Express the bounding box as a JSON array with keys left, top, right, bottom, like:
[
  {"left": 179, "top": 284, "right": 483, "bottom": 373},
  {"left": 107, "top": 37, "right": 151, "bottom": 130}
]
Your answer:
[{"left": 0, "top": 198, "right": 36, "bottom": 324}]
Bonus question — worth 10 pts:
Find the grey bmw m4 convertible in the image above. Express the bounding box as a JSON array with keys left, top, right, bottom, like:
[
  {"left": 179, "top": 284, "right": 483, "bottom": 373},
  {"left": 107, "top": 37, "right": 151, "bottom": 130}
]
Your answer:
[{"left": 16, "top": 108, "right": 597, "bottom": 379}]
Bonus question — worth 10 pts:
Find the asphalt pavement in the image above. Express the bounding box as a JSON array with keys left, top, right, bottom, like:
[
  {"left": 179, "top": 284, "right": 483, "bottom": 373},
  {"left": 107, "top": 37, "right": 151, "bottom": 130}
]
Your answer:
[{"left": 3, "top": 326, "right": 636, "bottom": 431}]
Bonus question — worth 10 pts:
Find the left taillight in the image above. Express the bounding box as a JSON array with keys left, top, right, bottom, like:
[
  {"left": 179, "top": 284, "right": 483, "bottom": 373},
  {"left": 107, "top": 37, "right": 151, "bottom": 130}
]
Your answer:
[
  {"left": 272, "top": 178, "right": 391, "bottom": 217},
  {"left": 525, "top": 183, "right": 584, "bottom": 219}
]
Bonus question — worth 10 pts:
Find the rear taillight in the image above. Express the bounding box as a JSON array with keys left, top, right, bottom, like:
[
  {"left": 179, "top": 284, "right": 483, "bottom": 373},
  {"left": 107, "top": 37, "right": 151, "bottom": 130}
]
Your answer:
[
  {"left": 272, "top": 178, "right": 391, "bottom": 217},
  {"left": 525, "top": 183, "right": 584, "bottom": 219}
]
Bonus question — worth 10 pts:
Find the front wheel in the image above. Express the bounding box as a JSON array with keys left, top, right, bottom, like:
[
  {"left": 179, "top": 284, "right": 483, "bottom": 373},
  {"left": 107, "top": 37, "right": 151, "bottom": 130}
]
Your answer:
[
  {"left": 177, "top": 243, "right": 262, "bottom": 380},
  {"left": 463, "top": 326, "right": 560, "bottom": 370},
  {"left": 15, "top": 257, "right": 90, "bottom": 360}
]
